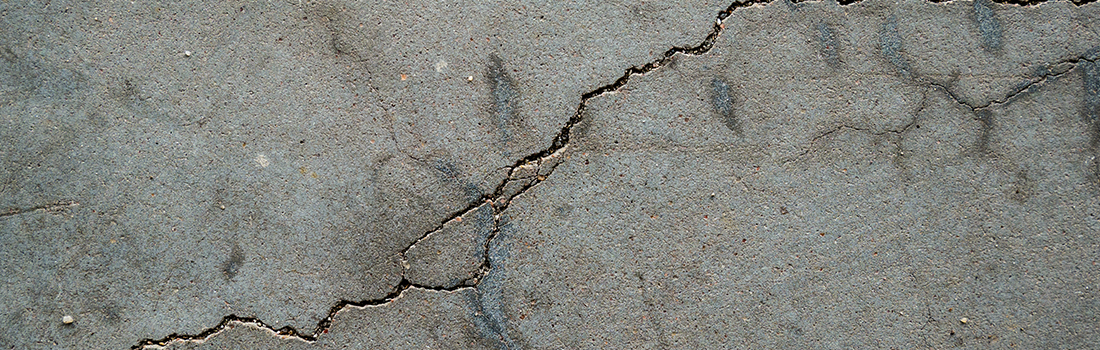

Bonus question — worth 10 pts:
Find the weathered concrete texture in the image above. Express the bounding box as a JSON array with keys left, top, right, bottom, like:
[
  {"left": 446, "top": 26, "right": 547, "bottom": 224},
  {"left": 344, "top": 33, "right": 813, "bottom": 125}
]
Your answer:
[
  {"left": 320, "top": 0, "right": 728, "bottom": 198},
  {"left": 165, "top": 288, "right": 489, "bottom": 350},
  {"left": 2, "top": 1, "right": 408, "bottom": 348},
  {"left": 3, "top": 0, "right": 1100, "bottom": 349},
  {"left": 0, "top": 0, "right": 729, "bottom": 348},
  {"left": 406, "top": 204, "right": 494, "bottom": 288},
  {"left": 486, "top": 0, "right": 1100, "bottom": 348}
]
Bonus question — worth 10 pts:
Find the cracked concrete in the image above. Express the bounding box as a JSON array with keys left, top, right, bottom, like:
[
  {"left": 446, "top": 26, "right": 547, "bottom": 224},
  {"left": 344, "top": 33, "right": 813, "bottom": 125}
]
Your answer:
[{"left": 2, "top": 0, "right": 1099, "bottom": 349}]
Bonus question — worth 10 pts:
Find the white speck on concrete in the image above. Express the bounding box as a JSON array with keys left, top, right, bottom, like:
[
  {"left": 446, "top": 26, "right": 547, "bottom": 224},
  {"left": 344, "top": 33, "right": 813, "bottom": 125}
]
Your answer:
[
  {"left": 184, "top": 50, "right": 192, "bottom": 57},
  {"left": 255, "top": 154, "right": 270, "bottom": 168},
  {"left": 435, "top": 59, "right": 447, "bottom": 72},
  {"left": 62, "top": 315, "right": 74, "bottom": 324}
]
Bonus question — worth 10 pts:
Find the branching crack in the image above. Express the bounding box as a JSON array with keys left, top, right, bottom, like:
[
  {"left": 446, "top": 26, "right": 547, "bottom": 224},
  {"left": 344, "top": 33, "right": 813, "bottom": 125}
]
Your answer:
[
  {"left": 781, "top": 90, "right": 927, "bottom": 166},
  {"left": 134, "top": 0, "right": 762, "bottom": 347},
  {"left": 785, "top": 51, "right": 1098, "bottom": 166},
  {"left": 132, "top": 0, "right": 1086, "bottom": 348},
  {"left": 929, "top": 54, "right": 1094, "bottom": 113}
]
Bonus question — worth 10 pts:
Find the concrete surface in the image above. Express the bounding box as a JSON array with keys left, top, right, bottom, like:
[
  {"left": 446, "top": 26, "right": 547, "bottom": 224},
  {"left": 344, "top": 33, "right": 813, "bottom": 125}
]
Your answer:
[{"left": 1, "top": 0, "right": 1098, "bottom": 349}]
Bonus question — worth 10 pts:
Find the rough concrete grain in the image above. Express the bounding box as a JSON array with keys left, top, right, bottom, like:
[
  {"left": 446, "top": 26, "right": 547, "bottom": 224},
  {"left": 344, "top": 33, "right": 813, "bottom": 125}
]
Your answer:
[{"left": 1, "top": 0, "right": 1098, "bottom": 349}]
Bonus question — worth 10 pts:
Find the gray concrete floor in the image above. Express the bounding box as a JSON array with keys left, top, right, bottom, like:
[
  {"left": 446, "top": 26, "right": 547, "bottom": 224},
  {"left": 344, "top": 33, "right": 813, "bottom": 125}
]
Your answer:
[{"left": 1, "top": 0, "right": 1098, "bottom": 349}]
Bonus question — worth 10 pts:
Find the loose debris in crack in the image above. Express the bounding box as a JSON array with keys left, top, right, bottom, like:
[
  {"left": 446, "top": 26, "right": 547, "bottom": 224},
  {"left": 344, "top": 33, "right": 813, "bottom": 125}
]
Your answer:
[
  {"left": 133, "top": 0, "right": 1084, "bottom": 348},
  {"left": 133, "top": 0, "right": 762, "bottom": 347}
]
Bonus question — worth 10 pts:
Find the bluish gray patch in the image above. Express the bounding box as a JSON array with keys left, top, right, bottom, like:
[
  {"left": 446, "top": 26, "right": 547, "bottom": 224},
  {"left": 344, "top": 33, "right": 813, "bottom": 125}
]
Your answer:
[
  {"left": 432, "top": 160, "right": 483, "bottom": 202},
  {"left": 487, "top": 54, "right": 520, "bottom": 144},
  {"left": 781, "top": 0, "right": 804, "bottom": 12},
  {"left": 880, "top": 16, "right": 911, "bottom": 78},
  {"left": 974, "top": 0, "right": 1003, "bottom": 52},
  {"left": 974, "top": 110, "right": 994, "bottom": 155},
  {"left": 222, "top": 243, "right": 244, "bottom": 280},
  {"left": 469, "top": 219, "right": 517, "bottom": 350},
  {"left": 1010, "top": 170, "right": 1033, "bottom": 203},
  {"left": 1082, "top": 59, "right": 1100, "bottom": 148},
  {"left": 1031, "top": 65, "right": 1053, "bottom": 82},
  {"left": 1085, "top": 47, "right": 1100, "bottom": 62},
  {"left": 473, "top": 204, "right": 495, "bottom": 250},
  {"left": 0, "top": 46, "right": 85, "bottom": 102},
  {"left": 711, "top": 78, "right": 741, "bottom": 134},
  {"left": 1084, "top": 59, "right": 1100, "bottom": 121},
  {"left": 817, "top": 22, "right": 841, "bottom": 68}
]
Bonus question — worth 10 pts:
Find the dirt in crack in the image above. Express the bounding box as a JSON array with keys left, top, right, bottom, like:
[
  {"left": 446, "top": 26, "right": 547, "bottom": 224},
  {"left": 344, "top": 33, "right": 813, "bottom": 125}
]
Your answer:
[{"left": 130, "top": 0, "right": 1073, "bottom": 347}]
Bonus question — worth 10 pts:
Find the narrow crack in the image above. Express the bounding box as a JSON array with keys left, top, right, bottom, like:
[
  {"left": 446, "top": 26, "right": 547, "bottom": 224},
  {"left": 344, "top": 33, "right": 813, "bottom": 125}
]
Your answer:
[
  {"left": 0, "top": 200, "right": 78, "bottom": 218},
  {"left": 784, "top": 51, "right": 1099, "bottom": 166},
  {"left": 781, "top": 89, "right": 928, "bottom": 166},
  {"left": 132, "top": 0, "right": 1086, "bottom": 348},
  {"left": 929, "top": 54, "right": 1095, "bottom": 113}
]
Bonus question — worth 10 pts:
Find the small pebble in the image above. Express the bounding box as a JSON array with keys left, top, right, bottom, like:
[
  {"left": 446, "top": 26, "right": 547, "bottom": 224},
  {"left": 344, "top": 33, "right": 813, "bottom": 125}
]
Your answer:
[
  {"left": 62, "top": 315, "right": 74, "bottom": 324},
  {"left": 467, "top": 76, "right": 474, "bottom": 81},
  {"left": 960, "top": 317, "right": 969, "bottom": 324}
]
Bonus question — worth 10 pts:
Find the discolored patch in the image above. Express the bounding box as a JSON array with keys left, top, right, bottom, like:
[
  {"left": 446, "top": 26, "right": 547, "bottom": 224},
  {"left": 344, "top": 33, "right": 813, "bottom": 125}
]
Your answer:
[
  {"left": 223, "top": 243, "right": 245, "bottom": 280},
  {"left": 1082, "top": 58, "right": 1100, "bottom": 186},
  {"left": 973, "top": 0, "right": 1003, "bottom": 52},
  {"left": 310, "top": 3, "right": 376, "bottom": 61},
  {"left": 0, "top": 45, "right": 86, "bottom": 102},
  {"left": 816, "top": 22, "right": 842, "bottom": 68},
  {"left": 1010, "top": 170, "right": 1034, "bottom": 203},
  {"left": 487, "top": 54, "right": 522, "bottom": 144},
  {"left": 467, "top": 219, "right": 520, "bottom": 350},
  {"left": 432, "top": 159, "right": 483, "bottom": 203},
  {"left": 880, "top": 16, "right": 912, "bottom": 79},
  {"left": 973, "top": 110, "right": 994, "bottom": 155},
  {"left": 711, "top": 77, "right": 741, "bottom": 134},
  {"left": 1083, "top": 59, "right": 1100, "bottom": 148}
]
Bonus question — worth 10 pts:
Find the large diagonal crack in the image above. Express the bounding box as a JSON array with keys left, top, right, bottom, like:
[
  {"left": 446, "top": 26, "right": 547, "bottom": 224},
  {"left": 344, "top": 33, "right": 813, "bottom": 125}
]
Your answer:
[
  {"left": 132, "top": 0, "right": 1082, "bottom": 348},
  {"left": 132, "top": 0, "right": 765, "bottom": 348}
]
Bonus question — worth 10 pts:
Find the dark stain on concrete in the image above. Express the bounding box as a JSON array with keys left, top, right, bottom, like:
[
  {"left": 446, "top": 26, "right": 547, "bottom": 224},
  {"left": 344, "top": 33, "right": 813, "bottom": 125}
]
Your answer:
[
  {"left": 0, "top": 45, "right": 86, "bottom": 103},
  {"left": 468, "top": 218, "right": 520, "bottom": 350},
  {"left": 114, "top": 78, "right": 146, "bottom": 106},
  {"left": 1082, "top": 58, "right": 1100, "bottom": 187},
  {"left": 473, "top": 204, "right": 495, "bottom": 250},
  {"left": 432, "top": 159, "right": 483, "bottom": 203},
  {"left": 487, "top": 54, "right": 521, "bottom": 144},
  {"left": 880, "top": 16, "right": 912, "bottom": 79},
  {"left": 974, "top": 0, "right": 1003, "bottom": 52},
  {"left": 1010, "top": 170, "right": 1033, "bottom": 203},
  {"left": 310, "top": 2, "right": 376, "bottom": 62},
  {"left": 974, "top": 110, "right": 994, "bottom": 155},
  {"left": 223, "top": 243, "right": 245, "bottom": 280},
  {"left": 1082, "top": 59, "right": 1100, "bottom": 148},
  {"left": 781, "top": 0, "right": 805, "bottom": 11},
  {"left": 636, "top": 272, "right": 672, "bottom": 349},
  {"left": 817, "top": 22, "right": 842, "bottom": 68},
  {"left": 711, "top": 77, "right": 742, "bottom": 134}
]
